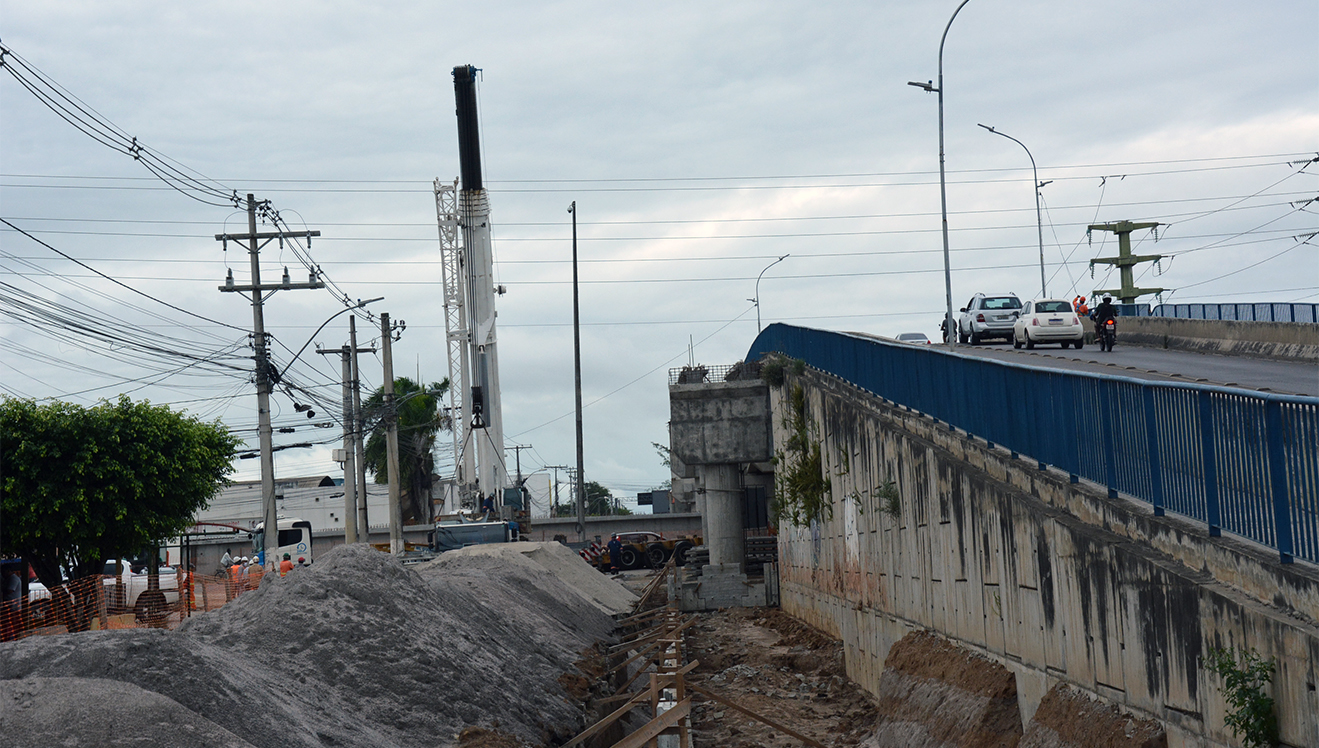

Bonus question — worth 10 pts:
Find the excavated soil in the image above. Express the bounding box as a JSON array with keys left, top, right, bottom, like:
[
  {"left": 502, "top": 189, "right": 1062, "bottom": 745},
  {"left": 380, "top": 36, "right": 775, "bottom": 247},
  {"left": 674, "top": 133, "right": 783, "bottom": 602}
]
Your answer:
[
  {"left": 683, "top": 607, "right": 882, "bottom": 746},
  {"left": 861, "top": 629, "right": 1023, "bottom": 748},
  {"left": 1019, "top": 684, "right": 1166, "bottom": 748},
  {"left": 0, "top": 543, "right": 623, "bottom": 748}
]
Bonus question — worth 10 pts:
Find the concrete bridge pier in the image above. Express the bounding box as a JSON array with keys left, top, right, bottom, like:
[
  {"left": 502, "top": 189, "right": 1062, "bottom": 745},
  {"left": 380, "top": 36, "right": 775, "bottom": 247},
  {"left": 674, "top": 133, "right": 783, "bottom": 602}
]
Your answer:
[
  {"left": 698, "top": 463, "right": 744, "bottom": 571},
  {"left": 668, "top": 374, "right": 774, "bottom": 610}
]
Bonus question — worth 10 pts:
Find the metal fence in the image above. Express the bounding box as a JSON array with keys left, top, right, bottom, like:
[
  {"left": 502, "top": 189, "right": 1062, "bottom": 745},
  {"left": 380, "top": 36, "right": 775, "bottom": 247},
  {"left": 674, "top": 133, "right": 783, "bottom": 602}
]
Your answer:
[
  {"left": 668, "top": 361, "right": 762, "bottom": 386},
  {"left": 1114, "top": 302, "right": 1318, "bottom": 323},
  {"left": 748, "top": 324, "right": 1319, "bottom": 564},
  {"left": 1, "top": 567, "right": 271, "bottom": 641}
]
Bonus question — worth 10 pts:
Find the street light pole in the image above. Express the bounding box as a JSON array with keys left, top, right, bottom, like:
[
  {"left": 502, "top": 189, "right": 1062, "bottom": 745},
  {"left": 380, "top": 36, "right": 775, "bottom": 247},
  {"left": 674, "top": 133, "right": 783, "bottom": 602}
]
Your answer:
[
  {"left": 749, "top": 254, "right": 789, "bottom": 332},
  {"left": 979, "top": 124, "right": 1049, "bottom": 298},
  {"left": 909, "top": 0, "right": 973, "bottom": 348}
]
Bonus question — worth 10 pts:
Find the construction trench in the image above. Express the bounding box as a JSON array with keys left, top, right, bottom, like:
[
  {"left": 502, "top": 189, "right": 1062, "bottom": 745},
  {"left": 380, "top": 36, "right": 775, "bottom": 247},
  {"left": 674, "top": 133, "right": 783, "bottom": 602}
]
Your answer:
[{"left": 0, "top": 540, "right": 1171, "bottom": 747}]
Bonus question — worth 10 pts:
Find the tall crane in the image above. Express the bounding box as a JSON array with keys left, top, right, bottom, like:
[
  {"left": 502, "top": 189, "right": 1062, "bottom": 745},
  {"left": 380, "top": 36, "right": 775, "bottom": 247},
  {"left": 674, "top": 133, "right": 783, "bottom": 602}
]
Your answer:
[{"left": 446, "top": 64, "right": 507, "bottom": 509}]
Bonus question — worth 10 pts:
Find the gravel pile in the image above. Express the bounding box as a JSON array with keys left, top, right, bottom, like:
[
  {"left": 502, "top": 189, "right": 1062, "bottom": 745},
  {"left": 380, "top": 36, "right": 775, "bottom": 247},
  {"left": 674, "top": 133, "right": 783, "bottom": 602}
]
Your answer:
[{"left": 0, "top": 542, "right": 624, "bottom": 747}]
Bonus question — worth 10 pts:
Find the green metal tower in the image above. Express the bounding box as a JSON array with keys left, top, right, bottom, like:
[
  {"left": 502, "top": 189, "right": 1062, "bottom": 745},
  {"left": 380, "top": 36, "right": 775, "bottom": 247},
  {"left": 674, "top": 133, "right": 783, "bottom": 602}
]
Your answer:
[{"left": 1087, "top": 220, "right": 1164, "bottom": 304}]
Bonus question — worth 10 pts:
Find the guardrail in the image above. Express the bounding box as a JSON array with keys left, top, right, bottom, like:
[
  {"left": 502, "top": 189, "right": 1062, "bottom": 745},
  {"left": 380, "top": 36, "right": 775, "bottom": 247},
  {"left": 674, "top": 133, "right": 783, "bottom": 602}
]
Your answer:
[
  {"left": 1113, "top": 302, "right": 1318, "bottom": 323},
  {"left": 748, "top": 324, "right": 1319, "bottom": 564}
]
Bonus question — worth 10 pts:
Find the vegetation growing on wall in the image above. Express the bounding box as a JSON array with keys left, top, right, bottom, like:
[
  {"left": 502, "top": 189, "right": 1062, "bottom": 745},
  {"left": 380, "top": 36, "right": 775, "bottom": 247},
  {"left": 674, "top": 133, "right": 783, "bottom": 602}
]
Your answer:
[
  {"left": 771, "top": 383, "right": 832, "bottom": 526},
  {"left": 877, "top": 480, "right": 901, "bottom": 519},
  {"left": 1205, "top": 647, "right": 1278, "bottom": 748},
  {"left": 760, "top": 356, "right": 804, "bottom": 387}
]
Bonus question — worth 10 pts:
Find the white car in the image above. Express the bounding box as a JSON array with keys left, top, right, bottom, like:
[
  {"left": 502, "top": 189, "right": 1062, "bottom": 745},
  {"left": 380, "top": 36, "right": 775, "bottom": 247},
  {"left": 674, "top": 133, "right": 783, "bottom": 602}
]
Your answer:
[
  {"left": 895, "top": 332, "right": 932, "bottom": 345},
  {"left": 1013, "top": 299, "right": 1084, "bottom": 349}
]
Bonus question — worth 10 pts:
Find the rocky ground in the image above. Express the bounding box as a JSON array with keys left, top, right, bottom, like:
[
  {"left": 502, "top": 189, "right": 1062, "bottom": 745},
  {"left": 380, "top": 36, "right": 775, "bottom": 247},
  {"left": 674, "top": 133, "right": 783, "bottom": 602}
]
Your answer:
[{"left": 683, "top": 607, "right": 882, "bottom": 746}]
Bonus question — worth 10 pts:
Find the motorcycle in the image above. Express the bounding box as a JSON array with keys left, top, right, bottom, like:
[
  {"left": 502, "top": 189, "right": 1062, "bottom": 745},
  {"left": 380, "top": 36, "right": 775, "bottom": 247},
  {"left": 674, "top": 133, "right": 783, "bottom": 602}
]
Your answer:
[{"left": 1098, "top": 318, "right": 1117, "bottom": 352}]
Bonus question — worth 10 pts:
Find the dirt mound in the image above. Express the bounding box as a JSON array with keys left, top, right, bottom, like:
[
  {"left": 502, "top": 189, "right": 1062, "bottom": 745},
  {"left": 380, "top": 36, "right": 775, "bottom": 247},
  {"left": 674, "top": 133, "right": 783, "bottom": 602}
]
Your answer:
[
  {"left": 429, "top": 541, "right": 636, "bottom": 616},
  {"left": 861, "top": 629, "right": 1022, "bottom": 748},
  {"left": 1019, "top": 684, "right": 1166, "bottom": 748},
  {"left": 0, "top": 543, "right": 619, "bottom": 747},
  {"left": 0, "top": 676, "right": 257, "bottom": 748}
]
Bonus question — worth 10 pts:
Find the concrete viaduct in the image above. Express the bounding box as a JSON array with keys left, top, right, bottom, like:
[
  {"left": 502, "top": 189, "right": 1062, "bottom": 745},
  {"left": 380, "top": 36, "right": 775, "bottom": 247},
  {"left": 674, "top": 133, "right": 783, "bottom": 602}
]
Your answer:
[{"left": 668, "top": 318, "right": 1317, "bottom": 747}]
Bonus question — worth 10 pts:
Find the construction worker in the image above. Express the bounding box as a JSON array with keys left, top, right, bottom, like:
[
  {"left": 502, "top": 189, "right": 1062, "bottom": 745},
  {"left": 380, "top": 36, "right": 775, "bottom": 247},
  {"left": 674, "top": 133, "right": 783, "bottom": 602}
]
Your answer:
[
  {"left": 1073, "top": 296, "right": 1089, "bottom": 316},
  {"left": 226, "top": 559, "right": 242, "bottom": 600},
  {"left": 279, "top": 553, "right": 294, "bottom": 577},
  {"left": 606, "top": 535, "right": 623, "bottom": 572}
]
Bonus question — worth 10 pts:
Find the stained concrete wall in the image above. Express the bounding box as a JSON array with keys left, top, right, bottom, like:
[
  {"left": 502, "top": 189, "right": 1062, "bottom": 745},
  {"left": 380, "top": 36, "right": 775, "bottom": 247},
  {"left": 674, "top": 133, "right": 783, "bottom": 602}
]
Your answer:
[
  {"left": 1118, "top": 316, "right": 1319, "bottom": 362},
  {"left": 668, "top": 379, "right": 773, "bottom": 467},
  {"left": 772, "top": 367, "right": 1319, "bottom": 748}
]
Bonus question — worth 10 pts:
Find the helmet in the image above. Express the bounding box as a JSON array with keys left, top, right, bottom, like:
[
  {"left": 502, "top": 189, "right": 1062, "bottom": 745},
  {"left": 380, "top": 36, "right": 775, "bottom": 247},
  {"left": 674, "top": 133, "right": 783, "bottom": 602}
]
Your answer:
[
  {"left": 283, "top": 553, "right": 291, "bottom": 560},
  {"left": 1103, "top": 296, "right": 1112, "bottom": 302},
  {"left": 240, "top": 556, "right": 249, "bottom": 563}
]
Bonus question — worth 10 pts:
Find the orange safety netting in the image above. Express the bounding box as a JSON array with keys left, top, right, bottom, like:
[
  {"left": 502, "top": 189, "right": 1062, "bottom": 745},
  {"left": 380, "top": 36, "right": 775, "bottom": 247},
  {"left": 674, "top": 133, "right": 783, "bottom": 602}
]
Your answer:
[{"left": 0, "top": 567, "right": 269, "bottom": 642}]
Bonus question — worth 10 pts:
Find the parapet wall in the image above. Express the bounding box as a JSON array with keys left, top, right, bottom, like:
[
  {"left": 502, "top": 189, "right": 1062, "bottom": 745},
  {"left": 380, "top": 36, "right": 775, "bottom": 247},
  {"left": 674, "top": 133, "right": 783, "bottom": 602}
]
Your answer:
[
  {"left": 1118, "top": 316, "right": 1319, "bottom": 362},
  {"left": 773, "top": 367, "right": 1319, "bottom": 748}
]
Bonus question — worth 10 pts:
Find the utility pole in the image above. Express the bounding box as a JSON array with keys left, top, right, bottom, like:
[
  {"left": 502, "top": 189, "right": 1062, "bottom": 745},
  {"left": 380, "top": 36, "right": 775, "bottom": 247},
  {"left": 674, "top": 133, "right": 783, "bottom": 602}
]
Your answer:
[
  {"left": 546, "top": 464, "right": 569, "bottom": 517},
  {"left": 570, "top": 201, "right": 586, "bottom": 542},
  {"left": 217, "top": 194, "right": 322, "bottom": 570},
  {"left": 349, "top": 317, "right": 372, "bottom": 539},
  {"left": 552, "top": 465, "right": 560, "bottom": 516},
  {"left": 381, "top": 312, "right": 404, "bottom": 555},
  {"left": 317, "top": 335, "right": 374, "bottom": 544},
  {"left": 1088, "top": 220, "right": 1165, "bottom": 304}
]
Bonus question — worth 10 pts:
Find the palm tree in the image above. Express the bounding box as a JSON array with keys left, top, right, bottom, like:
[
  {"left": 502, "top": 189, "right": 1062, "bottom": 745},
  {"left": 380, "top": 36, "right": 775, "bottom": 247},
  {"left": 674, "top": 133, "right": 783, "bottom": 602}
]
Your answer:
[{"left": 363, "top": 377, "right": 449, "bottom": 523}]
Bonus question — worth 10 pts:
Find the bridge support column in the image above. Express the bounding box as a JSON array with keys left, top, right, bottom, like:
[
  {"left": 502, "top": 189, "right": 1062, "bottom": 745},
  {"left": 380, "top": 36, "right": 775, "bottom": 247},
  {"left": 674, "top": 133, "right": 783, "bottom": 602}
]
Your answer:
[{"left": 700, "top": 464, "right": 744, "bottom": 571}]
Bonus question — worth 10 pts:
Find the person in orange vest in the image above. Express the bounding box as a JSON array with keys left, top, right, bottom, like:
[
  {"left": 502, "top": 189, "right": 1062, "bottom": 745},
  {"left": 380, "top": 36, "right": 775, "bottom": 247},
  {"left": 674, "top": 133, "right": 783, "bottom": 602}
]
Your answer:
[
  {"left": 279, "top": 553, "right": 294, "bottom": 577},
  {"left": 226, "top": 559, "right": 243, "bottom": 600},
  {"left": 1073, "top": 295, "right": 1089, "bottom": 316}
]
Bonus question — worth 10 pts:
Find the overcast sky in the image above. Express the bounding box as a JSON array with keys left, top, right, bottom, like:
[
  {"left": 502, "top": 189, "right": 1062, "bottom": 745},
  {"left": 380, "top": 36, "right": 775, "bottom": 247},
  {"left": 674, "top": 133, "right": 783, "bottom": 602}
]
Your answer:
[{"left": 2, "top": 1, "right": 1315, "bottom": 510}]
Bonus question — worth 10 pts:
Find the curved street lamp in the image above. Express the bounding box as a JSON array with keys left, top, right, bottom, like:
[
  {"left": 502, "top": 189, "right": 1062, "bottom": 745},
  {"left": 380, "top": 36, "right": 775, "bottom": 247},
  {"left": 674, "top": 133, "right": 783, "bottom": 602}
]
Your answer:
[
  {"left": 282, "top": 296, "right": 384, "bottom": 380},
  {"left": 749, "top": 254, "right": 790, "bottom": 332},
  {"left": 979, "top": 124, "right": 1050, "bottom": 298},
  {"left": 909, "top": 0, "right": 974, "bottom": 347}
]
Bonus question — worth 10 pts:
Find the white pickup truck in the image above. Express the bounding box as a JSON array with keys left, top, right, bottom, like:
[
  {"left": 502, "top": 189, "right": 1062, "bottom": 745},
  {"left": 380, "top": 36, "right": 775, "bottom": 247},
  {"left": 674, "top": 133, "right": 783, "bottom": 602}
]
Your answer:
[
  {"left": 27, "top": 560, "right": 180, "bottom": 616},
  {"left": 102, "top": 560, "right": 180, "bottom": 614}
]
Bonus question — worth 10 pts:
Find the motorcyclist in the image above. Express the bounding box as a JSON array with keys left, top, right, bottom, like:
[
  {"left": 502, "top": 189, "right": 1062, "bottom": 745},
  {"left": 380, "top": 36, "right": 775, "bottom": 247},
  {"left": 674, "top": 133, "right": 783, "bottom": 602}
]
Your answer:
[
  {"left": 1091, "top": 295, "right": 1117, "bottom": 349},
  {"left": 1091, "top": 295, "right": 1117, "bottom": 325}
]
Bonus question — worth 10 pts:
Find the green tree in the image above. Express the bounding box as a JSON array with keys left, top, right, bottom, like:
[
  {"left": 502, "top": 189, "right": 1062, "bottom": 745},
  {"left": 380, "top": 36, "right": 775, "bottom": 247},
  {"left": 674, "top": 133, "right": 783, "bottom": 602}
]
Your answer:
[
  {"left": 650, "top": 441, "right": 672, "bottom": 491},
  {"left": 552, "top": 480, "right": 633, "bottom": 517},
  {"left": 0, "top": 396, "right": 238, "bottom": 591},
  {"left": 363, "top": 377, "right": 449, "bottom": 524}
]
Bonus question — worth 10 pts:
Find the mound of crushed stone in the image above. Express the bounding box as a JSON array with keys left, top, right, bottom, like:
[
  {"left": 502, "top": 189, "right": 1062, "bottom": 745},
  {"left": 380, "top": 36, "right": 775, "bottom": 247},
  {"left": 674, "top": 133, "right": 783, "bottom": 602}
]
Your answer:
[
  {"left": 0, "top": 543, "right": 625, "bottom": 748},
  {"left": 429, "top": 541, "right": 637, "bottom": 616},
  {"left": 0, "top": 677, "right": 257, "bottom": 748}
]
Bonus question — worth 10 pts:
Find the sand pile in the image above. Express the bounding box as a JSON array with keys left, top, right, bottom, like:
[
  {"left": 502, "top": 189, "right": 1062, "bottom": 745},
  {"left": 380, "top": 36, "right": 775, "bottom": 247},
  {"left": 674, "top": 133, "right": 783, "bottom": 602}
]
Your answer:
[
  {"left": 0, "top": 543, "right": 625, "bottom": 748},
  {"left": 429, "top": 541, "right": 637, "bottom": 616}
]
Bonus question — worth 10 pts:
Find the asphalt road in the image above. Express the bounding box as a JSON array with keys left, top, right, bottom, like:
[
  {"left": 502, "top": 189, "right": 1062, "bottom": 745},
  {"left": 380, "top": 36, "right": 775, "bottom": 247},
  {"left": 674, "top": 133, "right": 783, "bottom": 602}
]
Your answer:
[{"left": 947, "top": 340, "right": 1318, "bottom": 397}]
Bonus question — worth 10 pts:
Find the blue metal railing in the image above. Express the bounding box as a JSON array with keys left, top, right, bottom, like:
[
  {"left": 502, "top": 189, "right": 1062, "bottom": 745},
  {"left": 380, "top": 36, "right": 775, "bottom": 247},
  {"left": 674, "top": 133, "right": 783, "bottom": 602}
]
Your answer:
[
  {"left": 1112, "top": 302, "right": 1318, "bottom": 322},
  {"left": 748, "top": 324, "right": 1319, "bottom": 564}
]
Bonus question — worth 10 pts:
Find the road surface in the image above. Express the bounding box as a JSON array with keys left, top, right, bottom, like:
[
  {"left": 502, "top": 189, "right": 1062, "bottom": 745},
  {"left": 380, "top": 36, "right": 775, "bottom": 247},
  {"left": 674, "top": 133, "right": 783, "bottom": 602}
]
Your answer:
[{"left": 948, "top": 341, "right": 1317, "bottom": 396}]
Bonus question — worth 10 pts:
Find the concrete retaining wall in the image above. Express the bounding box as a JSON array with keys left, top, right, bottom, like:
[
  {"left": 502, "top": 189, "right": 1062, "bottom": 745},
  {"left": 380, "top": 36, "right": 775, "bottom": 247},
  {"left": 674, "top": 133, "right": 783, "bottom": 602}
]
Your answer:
[
  {"left": 1118, "top": 316, "right": 1319, "bottom": 362},
  {"left": 773, "top": 368, "right": 1319, "bottom": 747}
]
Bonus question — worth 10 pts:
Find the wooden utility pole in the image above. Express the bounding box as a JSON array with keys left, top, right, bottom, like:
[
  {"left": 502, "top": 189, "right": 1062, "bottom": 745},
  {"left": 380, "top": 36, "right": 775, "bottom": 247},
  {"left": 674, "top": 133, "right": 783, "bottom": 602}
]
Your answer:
[
  {"left": 1088, "top": 220, "right": 1164, "bottom": 304},
  {"left": 217, "top": 194, "right": 322, "bottom": 571}
]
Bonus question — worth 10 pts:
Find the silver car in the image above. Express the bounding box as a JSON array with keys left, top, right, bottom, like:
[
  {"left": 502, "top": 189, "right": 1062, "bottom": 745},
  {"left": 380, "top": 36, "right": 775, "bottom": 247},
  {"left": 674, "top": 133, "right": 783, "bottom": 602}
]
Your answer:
[{"left": 957, "top": 293, "right": 1022, "bottom": 345}]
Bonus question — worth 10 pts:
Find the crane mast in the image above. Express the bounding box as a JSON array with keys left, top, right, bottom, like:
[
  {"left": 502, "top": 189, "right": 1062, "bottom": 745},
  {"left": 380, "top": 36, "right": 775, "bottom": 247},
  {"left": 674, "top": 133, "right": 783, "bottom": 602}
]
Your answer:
[
  {"left": 451, "top": 64, "right": 507, "bottom": 509},
  {"left": 433, "top": 177, "right": 473, "bottom": 511}
]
